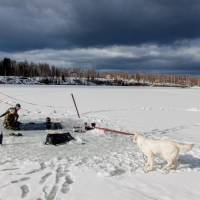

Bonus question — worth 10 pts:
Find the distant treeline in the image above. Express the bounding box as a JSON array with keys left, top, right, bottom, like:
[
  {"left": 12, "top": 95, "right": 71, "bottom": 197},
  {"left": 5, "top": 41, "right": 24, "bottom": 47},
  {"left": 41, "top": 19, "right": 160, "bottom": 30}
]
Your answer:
[
  {"left": 0, "top": 57, "right": 101, "bottom": 80},
  {"left": 0, "top": 57, "right": 200, "bottom": 87},
  {"left": 0, "top": 57, "right": 70, "bottom": 78}
]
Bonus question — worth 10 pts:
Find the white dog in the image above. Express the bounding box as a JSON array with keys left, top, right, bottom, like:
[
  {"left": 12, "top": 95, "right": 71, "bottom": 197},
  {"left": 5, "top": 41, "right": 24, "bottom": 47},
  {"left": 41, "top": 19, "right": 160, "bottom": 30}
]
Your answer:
[{"left": 133, "top": 133, "right": 193, "bottom": 172}]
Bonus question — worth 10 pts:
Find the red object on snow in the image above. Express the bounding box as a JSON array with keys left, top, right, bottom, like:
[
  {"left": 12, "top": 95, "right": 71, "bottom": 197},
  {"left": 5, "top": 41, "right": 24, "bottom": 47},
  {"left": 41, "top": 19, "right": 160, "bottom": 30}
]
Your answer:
[{"left": 95, "top": 126, "right": 134, "bottom": 136}]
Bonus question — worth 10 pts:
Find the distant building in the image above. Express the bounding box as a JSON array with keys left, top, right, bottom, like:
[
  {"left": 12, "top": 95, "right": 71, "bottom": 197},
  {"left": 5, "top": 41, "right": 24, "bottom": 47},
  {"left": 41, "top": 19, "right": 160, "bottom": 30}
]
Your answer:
[
  {"left": 70, "top": 72, "right": 78, "bottom": 79},
  {"left": 105, "top": 74, "right": 112, "bottom": 80}
]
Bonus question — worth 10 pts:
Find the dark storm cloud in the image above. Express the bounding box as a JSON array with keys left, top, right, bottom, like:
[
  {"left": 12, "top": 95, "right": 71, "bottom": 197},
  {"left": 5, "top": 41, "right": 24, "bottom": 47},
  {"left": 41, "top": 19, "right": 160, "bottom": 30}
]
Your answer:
[
  {"left": 1, "top": 0, "right": 200, "bottom": 73},
  {"left": 1, "top": 0, "right": 200, "bottom": 51},
  {"left": 2, "top": 39, "right": 200, "bottom": 74}
]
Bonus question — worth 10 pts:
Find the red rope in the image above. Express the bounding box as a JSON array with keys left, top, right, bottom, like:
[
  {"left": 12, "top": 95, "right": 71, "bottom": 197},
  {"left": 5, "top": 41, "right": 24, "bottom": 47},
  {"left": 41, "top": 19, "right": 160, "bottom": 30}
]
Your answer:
[{"left": 95, "top": 126, "right": 135, "bottom": 136}]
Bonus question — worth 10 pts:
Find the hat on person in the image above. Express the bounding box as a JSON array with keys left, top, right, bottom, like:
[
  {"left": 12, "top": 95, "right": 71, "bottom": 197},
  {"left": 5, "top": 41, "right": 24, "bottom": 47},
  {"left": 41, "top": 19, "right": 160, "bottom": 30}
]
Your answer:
[{"left": 15, "top": 103, "right": 21, "bottom": 109}]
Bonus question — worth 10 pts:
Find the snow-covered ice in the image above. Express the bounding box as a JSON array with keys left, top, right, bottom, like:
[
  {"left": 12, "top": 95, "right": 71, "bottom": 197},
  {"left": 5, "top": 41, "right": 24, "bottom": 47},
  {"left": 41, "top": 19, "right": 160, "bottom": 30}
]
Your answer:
[{"left": 0, "top": 85, "right": 200, "bottom": 200}]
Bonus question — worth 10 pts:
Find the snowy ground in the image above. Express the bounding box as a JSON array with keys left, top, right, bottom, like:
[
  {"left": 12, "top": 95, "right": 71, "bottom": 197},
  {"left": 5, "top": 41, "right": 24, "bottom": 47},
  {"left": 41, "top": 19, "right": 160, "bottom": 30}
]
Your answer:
[{"left": 0, "top": 85, "right": 200, "bottom": 200}]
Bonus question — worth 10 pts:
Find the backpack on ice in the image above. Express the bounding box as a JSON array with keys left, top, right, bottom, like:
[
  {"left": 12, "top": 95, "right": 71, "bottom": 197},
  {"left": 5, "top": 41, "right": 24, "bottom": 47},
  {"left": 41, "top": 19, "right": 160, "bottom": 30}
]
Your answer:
[{"left": 45, "top": 132, "right": 75, "bottom": 145}]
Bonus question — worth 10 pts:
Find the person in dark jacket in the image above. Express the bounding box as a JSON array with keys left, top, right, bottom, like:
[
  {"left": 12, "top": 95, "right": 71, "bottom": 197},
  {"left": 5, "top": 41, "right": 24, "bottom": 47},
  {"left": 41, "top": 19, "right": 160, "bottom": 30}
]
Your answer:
[{"left": 0, "top": 104, "right": 21, "bottom": 130}]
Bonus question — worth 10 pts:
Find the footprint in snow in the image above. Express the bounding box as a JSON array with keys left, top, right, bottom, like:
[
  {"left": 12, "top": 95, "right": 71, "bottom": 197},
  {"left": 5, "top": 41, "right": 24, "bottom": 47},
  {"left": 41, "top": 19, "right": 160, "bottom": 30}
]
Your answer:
[
  {"left": 1, "top": 168, "right": 19, "bottom": 171},
  {"left": 39, "top": 172, "right": 52, "bottom": 184},
  {"left": 26, "top": 162, "right": 46, "bottom": 175},
  {"left": 45, "top": 185, "right": 58, "bottom": 200},
  {"left": 40, "top": 162, "right": 47, "bottom": 170},
  {"left": 56, "top": 165, "right": 65, "bottom": 184},
  {"left": 109, "top": 168, "right": 126, "bottom": 176},
  {"left": 61, "top": 182, "right": 70, "bottom": 194},
  {"left": 26, "top": 169, "right": 41, "bottom": 175},
  {"left": 20, "top": 185, "right": 29, "bottom": 198},
  {"left": 61, "top": 175, "right": 74, "bottom": 194},
  {"left": 65, "top": 175, "right": 74, "bottom": 184},
  {"left": 11, "top": 177, "right": 30, "bottom": 184}
]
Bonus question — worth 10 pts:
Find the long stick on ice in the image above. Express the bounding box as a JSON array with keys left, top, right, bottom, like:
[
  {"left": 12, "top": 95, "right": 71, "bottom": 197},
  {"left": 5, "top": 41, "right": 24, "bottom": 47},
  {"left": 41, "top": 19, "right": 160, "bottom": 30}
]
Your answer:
[
  {"left": 71, "top": 93, "right": 81, "bottom": 118},
  {"left": 95, "top": 126, "right": 134, "bottom": 136}
]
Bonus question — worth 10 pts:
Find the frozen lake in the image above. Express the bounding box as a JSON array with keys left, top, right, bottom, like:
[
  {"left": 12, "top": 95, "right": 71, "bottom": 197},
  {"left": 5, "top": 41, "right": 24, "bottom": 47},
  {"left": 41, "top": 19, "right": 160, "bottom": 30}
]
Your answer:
[{"left": 0, "top": 85, "right": 200, "bottom": 200}]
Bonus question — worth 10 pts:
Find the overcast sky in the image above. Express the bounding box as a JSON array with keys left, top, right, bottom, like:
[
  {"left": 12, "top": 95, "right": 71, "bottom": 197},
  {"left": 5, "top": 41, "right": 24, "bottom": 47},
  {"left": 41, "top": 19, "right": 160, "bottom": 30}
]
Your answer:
[{"left": 1, "top": 0, "right": 200, "bottom": 73}]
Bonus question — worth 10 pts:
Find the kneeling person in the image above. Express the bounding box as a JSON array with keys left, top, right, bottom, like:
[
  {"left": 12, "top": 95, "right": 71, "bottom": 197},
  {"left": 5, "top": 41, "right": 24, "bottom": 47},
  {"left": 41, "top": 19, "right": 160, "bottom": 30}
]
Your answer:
[{"left": 0, "top": 104, "right": 21, "bottom": 130}]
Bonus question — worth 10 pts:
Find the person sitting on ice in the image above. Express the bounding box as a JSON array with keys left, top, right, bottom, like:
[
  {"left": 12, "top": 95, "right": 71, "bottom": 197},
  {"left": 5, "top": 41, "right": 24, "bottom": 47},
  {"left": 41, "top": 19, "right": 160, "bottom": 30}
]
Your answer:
[{"left": 0, "top": 103, "right": 21, "bottom": 130}]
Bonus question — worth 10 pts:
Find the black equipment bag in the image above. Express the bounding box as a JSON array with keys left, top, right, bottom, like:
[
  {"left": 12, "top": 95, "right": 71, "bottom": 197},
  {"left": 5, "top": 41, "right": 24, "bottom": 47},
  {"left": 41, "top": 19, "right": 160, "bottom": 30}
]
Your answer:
[{"left": 45, "top": 132, "right": 75, "bottom": 145}]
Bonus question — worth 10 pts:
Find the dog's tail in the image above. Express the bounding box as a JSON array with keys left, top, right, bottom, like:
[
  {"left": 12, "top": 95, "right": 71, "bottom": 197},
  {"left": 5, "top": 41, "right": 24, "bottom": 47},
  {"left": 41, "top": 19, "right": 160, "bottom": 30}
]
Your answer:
[{"left": 175, "top": 143, "right": 194, "bottom": 153}]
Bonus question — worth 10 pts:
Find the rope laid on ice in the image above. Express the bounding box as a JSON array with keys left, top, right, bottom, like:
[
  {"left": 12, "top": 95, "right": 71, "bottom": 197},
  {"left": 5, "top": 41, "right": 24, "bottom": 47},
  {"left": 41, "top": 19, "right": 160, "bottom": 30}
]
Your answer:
[
  {"left": 0, "top": 99, "right": 13, "bottom": 106},
  {"left": 0, "top": 97, "right": 8, "bottom": 104},
  {"left": 0, "top": 98, "right": 31, "bottom": 112},
  {"left": 95, "top": 126, "right": 135, "bottom": 136},
  {"left": 0, "top": 91, "right": 67, "bottom": 109}
]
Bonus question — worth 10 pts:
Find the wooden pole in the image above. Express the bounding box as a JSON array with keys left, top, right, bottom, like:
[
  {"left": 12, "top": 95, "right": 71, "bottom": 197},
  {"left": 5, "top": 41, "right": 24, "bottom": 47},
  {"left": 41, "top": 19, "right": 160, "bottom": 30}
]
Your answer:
[
  {"left": 71, "top": 93, "right": 80, "bottom": 118},
  {"left": 0, "top": 132, "right": 3, "bottom": 145}
]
